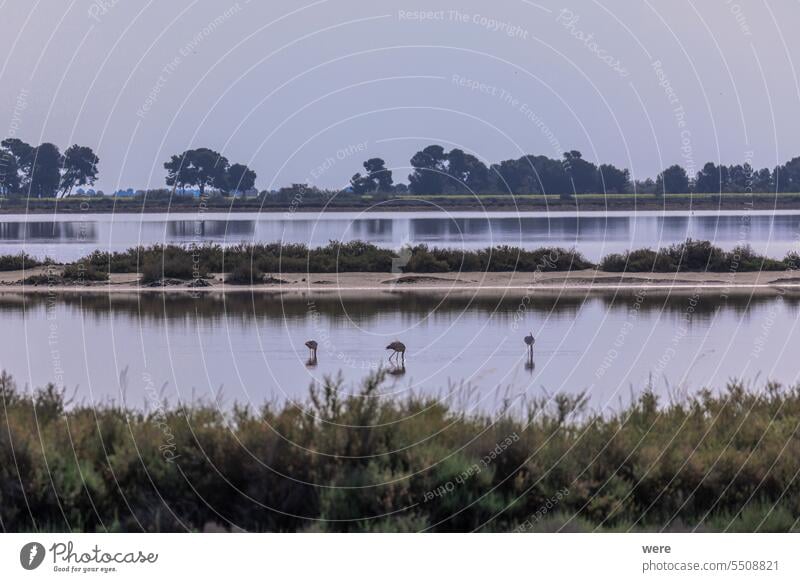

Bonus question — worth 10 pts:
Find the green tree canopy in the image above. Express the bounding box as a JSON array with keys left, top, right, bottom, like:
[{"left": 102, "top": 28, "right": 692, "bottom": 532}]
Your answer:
[
  {"left": 164, "top": 148, "right": 229, "bottom": 195},
  {"left": 656, "top": 164, "right": 690, "bottom": 195},
  {"left": 226, "top": 163, "right": 257, "bottom": 196},
  {"left": 445, "top": 149, "right": 488, "bottom": 193},
  {"left": 350, "top": 157, "right": 393, "bottom": 194},
  {"left": 0, "top": 138, "right": 33, "bottom": 193},
  {"left": 29, "top": 143, "right": 63, "bottom": 197},
  {"left": 563, "top": 150, "right": 598, "bottom": 195},
  {"left": 408, "top": 146, "right": 489, "bottom": 195},
  {"left": 598, "top": 163, "right": 630, "bottom": 193},
  {"left": 408, "top": 145, "right": 448, "bottom": 194},
  {"left": 0, "top": 149, "right": 21, "bottom": 194},
  {"left": 60, "top": 145, "right": 99, "bottom": 197}
]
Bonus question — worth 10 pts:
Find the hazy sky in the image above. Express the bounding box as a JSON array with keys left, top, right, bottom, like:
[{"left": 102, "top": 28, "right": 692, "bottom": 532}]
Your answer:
[{"left": 1, "top": 0, "right": 798, "bottom": 192}]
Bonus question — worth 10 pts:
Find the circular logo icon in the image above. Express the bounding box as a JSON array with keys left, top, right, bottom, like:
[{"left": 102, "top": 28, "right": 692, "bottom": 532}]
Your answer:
[{"left": 20, "top": 542, "right": 46, "bottom": 570}]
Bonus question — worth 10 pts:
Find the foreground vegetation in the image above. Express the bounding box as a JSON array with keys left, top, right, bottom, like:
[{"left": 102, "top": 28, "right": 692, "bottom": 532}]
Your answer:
[
  {"left": 0, "top": 239, "right": 797, "bottom": 284},
  {"left": 1, "top": 370, "right": 798, "bottom": 532}
]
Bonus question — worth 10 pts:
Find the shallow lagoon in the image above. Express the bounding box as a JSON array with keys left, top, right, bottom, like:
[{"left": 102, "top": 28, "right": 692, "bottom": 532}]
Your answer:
[
  {"left": 1, "top": 209, "right": 799, "bottom": 262},
  {"left": 2, "top": 290, "right": 797, "bottom": 408}
]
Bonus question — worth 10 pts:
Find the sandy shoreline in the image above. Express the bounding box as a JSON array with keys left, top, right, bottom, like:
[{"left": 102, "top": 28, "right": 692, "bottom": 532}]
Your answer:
[{"left": 2, "top": 268, "right": 800, "bottom": 298}]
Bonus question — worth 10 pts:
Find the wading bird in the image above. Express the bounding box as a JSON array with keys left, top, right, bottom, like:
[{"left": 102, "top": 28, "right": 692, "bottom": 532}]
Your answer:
[
  {"left": 386, "top": 340, "right": 406, "bottom": 365},
  {"left": 524, "top": 331, "right": 535, "bottom": 357},
  {"left": 304, "top": 340, "right": 318, "bottom": 367},
  {"left": 305, "top": 340, "right": 318, "bottom": 359}
]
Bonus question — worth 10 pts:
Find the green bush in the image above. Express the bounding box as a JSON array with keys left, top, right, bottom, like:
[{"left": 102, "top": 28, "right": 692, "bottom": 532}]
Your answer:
[
  {"left": 601, "top": 249, "right": 674, "bottom": 272},
  {"left": 0, "top": 252, "right": 43, "bottom": 271},
  {"left": 139, "top": 248, "right": 197, "bottom": 282},
  {"left": 74, "top": 242, "right": 592, "bottom": 276},
  {"left": 669, "top": 239, "right": 727, "bottom": 270},
  {"left": 406, "top": 244, "right": 593, "bottom": 273},
  {"left": 1, "top": 370, "right": 800, "bottom": 532},
  {"left": 56, "top": 239, "right": 800, "bottom": 279},
  {"left": 601, "top": 240, "right": 793, "bottom": 273},
  {"left": 402, "top": 247, "right": 450, "bottom": 272},
  {"left": 226, "top": 261, "right": 263, "bottom": 284},
  {"left": 62, "top": 263, "right": 108, "bottom": 281}
]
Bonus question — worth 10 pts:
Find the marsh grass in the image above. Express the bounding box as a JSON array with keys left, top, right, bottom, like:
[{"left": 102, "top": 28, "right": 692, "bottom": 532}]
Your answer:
[
  {"left": 226, "top": 261, "right": 264, "bottom": 284},
  {"left": 600, "top": 239, "right": 793, "bottom": 272},
  {"left": 61, "top": 263, "right": 109, "bottom": 282},
  {"left": 0, "top": 240, "right": 792, "bottom": 280},
  {"left": 77, "top": 240, "right": 800, "bottom": 277},
  {"left": 0, "top": 252, "right": 47, "bottom": 271},
  {"left": 61, "top": 242, "right": 593, "bottom": 279},
  {"left": 1, "top": 370, "right": 799, "bottom": 532}
]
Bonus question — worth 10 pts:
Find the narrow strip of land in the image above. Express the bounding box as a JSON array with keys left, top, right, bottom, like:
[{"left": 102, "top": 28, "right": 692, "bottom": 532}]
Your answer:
[{"left": 3, "top": 268, "right": 800, "bottom": 297}]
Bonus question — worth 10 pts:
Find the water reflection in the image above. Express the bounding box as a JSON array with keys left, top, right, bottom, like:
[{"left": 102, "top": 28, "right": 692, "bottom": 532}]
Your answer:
[
  {"left": 0, "top": 290, "right": 789, "bottom": 323},
  {"left": 0, "top": 290, "right": 799, "bottom": 408},
  {"left": 386, "top": 363, "right": 406, "bottom": 377},
  {"left": 167, "top": 220, "right": 256, "bottom": 239},
  {"left": 0, "top": 221, "right": 99, "bottom": 242},
  {"left": 524, "top": 357, "right": 535, "bottom": 374},
  {"left": 2, "top": 210, "right": 800, "bottom": 262}
]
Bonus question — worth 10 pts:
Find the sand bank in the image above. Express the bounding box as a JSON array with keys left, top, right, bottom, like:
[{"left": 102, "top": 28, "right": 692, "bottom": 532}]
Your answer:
[{"left": 2, "top": 268, "right": 800, "bottom": 298}]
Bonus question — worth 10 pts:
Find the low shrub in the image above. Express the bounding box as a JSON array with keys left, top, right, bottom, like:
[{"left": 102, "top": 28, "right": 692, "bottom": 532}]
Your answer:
[
  {"left": 60, "top": 239, "right": 800, "bottom": 278},
  {"left": 601, "top": 249, "right": 675, "bottom": 272},
  {"left": 0, "top": 252, "right": 43, "bottom": 271},
  {"left": 601, "top": 240, "right": 793, "bottom": 273},
  {"left": 400, "top": 245, "right": 593, "bottom": 273},
  {"left": 139, "top": 249, "right": 196, "bottom": 283},
  {"left": 1, "top": 371, "right": 799, "bottom": 532},
  {"left": 76, "top": 242, "right": 591, "bottom": 275},
  {"left": 21, "top": 274, "right": 55, "bottom": 286},
  {"left": 402, "top": 247, "right": 450, "bottom": 272},
  {"left": 226, "top": 261, "right": 263, "bottom": 284},
  {"left": 62, "top": 263, "right": 108, "bottom": 281}
]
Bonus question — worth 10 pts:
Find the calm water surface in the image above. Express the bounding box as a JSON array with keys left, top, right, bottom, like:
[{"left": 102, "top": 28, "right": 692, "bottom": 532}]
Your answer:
[
  {"left": 2, "top": 291, "right": 798, "bottom": 409},
  {"left": 2, "top": 210, "right": 800, "bottom": 261}
]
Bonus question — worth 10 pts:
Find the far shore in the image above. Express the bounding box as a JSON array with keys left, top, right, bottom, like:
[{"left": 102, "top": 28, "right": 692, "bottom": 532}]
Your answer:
[
  {"left": 4, "top": 268, "right": 800, "bottom": 298},
  {"left": 5, "top": 192, "right": 800, "bottom": 214}
]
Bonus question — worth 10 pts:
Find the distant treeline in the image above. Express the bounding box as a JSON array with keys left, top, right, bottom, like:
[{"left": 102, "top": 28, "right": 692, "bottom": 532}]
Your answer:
[
  {"left": 3, "top": 240, "right": 796, "bottom": 283},
  {"left": 4, "top": 136, "right": 800, "bottom": 199},
  {"left": 0, "top": 141, "right": 256, "bottom": 198},
  {"left": 345, "top": 146, "right": 800, "bottom": 197},
  {"left": 0, "top": 138, "right": 99, "bottom": 197},
  {"left": 264, "top": 147, "right": 800, "bottom": 202},
  {"left": 1, "top": 369, "right": 799, "bottom": 532}
]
